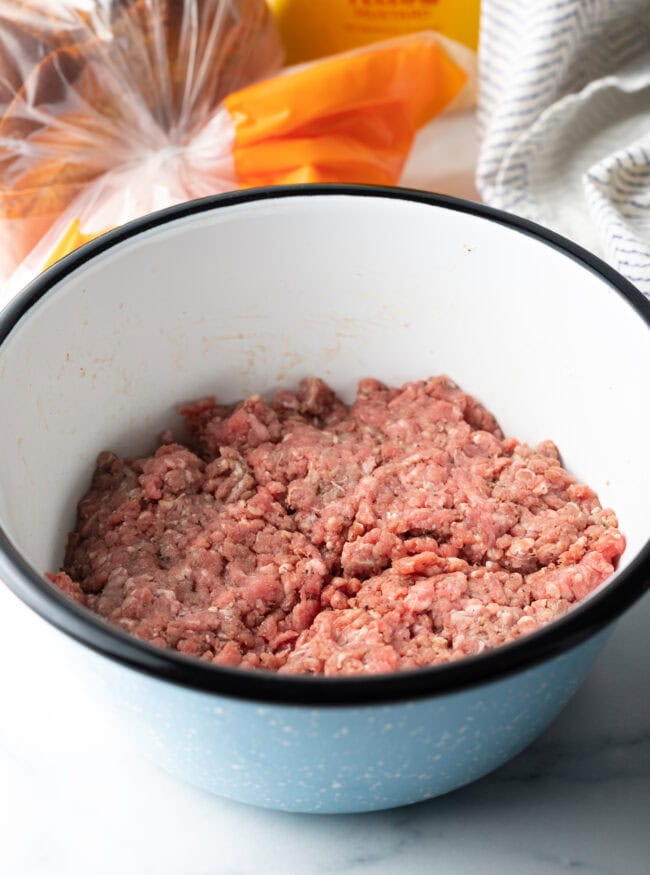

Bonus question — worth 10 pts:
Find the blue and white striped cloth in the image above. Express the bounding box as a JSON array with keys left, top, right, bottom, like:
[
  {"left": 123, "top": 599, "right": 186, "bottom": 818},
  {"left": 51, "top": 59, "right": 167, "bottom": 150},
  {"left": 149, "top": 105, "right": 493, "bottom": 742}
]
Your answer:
[{"left": 477, "top": 0, "right": 650, "bottom": 297}]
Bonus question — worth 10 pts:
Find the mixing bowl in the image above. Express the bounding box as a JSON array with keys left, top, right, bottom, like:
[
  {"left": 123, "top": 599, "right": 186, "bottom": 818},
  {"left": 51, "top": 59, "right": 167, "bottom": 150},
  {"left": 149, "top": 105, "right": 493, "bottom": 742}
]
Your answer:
[{"left": 0, "top": 185, "right": 648, "bottom": 813}]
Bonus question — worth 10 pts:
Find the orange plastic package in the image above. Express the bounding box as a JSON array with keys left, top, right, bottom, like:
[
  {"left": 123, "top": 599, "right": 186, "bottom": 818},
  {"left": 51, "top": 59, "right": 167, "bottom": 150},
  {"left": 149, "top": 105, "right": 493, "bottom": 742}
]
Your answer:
[{"left": 0, "top": 0, "right": 466, "bottom": 294}]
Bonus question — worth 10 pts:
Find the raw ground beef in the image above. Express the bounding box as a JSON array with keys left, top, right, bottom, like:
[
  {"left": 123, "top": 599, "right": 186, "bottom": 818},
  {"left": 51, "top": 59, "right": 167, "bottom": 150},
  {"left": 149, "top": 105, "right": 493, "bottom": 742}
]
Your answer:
[{"left": 48, "top": 376, "right": 625, "bottom": 675}]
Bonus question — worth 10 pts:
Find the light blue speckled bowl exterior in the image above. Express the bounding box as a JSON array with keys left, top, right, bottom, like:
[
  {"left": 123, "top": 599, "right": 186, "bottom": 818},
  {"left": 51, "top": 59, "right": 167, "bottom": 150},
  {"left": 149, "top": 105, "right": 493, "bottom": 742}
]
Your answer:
[
  {"left": 1, "top": 188, "right": 648, "bottom": 815},
  {"left": 92, "top": 631, "right": 607, "bottom": 813}
]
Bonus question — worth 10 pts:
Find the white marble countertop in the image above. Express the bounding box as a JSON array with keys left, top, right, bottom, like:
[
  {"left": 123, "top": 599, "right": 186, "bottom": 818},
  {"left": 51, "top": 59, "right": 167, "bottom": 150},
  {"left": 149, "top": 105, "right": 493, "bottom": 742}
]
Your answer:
[
  {"left": 2, "top": 112, "right": 649, "bottom": 874},
  {"left": 2, "top": 583, "right": 648, "bottom": 875}
]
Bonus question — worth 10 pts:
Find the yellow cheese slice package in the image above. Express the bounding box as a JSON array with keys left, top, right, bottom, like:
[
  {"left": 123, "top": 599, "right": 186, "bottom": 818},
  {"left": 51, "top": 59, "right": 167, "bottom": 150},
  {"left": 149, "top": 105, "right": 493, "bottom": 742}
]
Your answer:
[{"left": 266, "top": 0, "right": 480, "bottom": 63}]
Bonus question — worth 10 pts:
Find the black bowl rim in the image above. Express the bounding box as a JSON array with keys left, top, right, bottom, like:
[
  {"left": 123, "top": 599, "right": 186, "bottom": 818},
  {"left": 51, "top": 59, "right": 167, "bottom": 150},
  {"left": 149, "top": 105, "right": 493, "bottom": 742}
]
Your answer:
[{"left": 1, "top": 183, "right": 649, "bottom": 707}]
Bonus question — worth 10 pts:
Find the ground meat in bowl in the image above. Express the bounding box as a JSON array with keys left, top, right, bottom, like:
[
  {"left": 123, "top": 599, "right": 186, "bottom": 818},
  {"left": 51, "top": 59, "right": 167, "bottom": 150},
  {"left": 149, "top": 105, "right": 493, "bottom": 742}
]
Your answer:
[{"left": 48, "top": 376, "right": 625, "bottom": 675}]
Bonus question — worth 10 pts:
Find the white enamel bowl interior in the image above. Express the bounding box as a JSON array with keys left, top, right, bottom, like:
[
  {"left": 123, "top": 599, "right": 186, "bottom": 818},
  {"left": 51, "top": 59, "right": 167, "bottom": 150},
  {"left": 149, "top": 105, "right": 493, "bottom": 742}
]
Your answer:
[{"left": 0, "top": 194, "right": 648, "bottom": 598}]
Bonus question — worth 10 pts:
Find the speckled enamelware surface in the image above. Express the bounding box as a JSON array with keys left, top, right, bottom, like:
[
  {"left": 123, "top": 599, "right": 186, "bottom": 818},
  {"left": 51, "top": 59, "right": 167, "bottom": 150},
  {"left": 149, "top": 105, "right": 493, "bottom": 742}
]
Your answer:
[
  {"left": 86, "top": 632, "right": 607, "bottom": 813},
  {"left": 0, "top": 186, "right": 648, "bottom": 812}
]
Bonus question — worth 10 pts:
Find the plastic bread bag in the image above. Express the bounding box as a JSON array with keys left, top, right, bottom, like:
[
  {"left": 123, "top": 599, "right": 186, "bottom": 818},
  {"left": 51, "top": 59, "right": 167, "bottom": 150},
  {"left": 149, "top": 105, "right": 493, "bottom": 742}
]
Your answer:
[
  {"left": 0, "top": 1, "right": 467, "bottom": 294},
  {"left": 0, "top": 0, "right": 284, "bottom": 285}
]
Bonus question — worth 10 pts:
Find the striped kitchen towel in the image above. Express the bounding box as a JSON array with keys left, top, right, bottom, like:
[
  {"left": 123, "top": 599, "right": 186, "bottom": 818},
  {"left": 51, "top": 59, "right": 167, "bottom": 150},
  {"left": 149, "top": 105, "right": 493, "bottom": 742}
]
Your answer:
[{"left": 477, "top": 0, "right": 650, "bottom": 297}]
